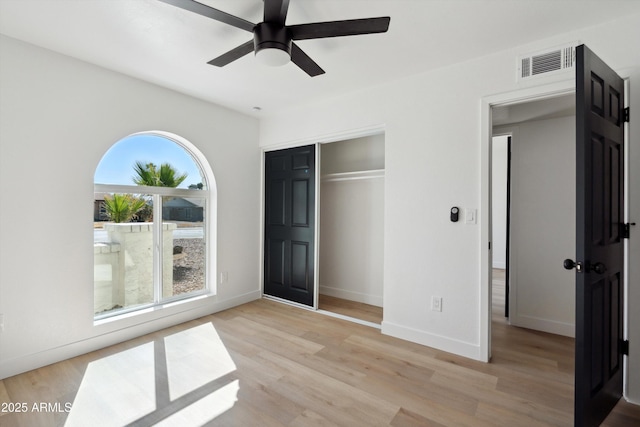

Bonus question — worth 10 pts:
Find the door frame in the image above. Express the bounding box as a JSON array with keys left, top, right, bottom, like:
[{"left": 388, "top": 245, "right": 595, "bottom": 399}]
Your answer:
[{"left": 260, "top": 124, "right": 386, "bottom": 311}]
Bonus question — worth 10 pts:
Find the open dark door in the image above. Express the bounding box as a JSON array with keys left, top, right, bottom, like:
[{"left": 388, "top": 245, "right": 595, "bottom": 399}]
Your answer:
[
  {"left": 264, "top": 145, "right": 315, "bottom": 307},
  {"left": 569, "top": 44, "right": 626, "bottom": 427},
  {"left": 505, "top": 136, "right": 512, "bottom": 318}
]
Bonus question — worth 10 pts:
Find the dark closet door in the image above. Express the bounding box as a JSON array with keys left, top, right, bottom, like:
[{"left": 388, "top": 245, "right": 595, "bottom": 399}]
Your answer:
[
  {"left": 573, "top": 44, "right": 625, "bottom": 427},
  {"left": 264, "top": 145, "right": 315, "bottom": 307}
]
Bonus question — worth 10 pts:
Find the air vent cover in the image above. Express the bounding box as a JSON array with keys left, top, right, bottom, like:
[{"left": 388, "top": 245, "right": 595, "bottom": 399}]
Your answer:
[{"left": 517, "top": 43, "right": 578, "bottom": 81}]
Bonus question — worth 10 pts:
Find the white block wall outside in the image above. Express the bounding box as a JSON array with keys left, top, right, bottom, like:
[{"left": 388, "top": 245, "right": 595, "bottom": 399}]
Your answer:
[{"left": 95, "top": 223, "right": 176, "bottom": 312}]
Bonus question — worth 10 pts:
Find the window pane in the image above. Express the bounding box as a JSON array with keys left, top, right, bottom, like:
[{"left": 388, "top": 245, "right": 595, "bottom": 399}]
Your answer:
[
  {"left": 95, "top": 134, "right": 205, "bottom": 189},
  {"left": 162, "top": 196, "right": 206, "bottom": 299},
  {"left": 94, "top": 193, "right": 154, "bottom": 315}
]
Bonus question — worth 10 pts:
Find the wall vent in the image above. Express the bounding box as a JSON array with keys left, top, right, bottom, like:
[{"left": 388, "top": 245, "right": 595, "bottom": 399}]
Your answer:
[{"left": 517, "top": 43, "right": 578, "bottom": 81}]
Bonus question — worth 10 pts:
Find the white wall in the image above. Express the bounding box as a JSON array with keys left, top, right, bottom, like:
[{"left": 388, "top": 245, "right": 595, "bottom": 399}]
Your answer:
[
  {"left": 319, "top": 135, "right": 385, "bottom": 307},
  {"left": 491, "top": 136, "right": 508, "bottom": 269},
  {"left": 0, "top": 36, "right": 261, "bottom": 379},
  {"left": 504, "top": 116, "right": 576, "bottom": 337},
  {"left": 259, "top": 14, "right": 640, "bottom": 401}
]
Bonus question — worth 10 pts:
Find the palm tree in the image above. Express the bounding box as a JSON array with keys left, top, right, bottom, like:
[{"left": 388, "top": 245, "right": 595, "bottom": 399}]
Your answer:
[
  {"left": 132, "top": 161, "right": 188, "bottom": 188},
  {"left": 103, "top": 194, "right": 147, "bottom": 223}
]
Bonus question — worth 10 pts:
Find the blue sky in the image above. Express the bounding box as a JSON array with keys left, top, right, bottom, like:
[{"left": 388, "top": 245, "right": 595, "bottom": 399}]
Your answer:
[{"left": 94, "top": 134, "right": 203, "bottom": 189}]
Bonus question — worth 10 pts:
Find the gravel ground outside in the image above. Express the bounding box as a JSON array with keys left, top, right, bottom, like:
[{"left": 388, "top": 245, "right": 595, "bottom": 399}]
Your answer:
[{"left": 172, "top": 238, "right": 205, "bottom": 295}]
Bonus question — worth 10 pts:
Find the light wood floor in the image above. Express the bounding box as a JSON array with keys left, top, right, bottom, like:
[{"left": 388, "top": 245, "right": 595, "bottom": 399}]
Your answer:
[
  {"left": 318, "top": 294, "right": 383, "bottom": 325},
  {"left": 1, "top": 290, "right": 639, "bottom": 425}
]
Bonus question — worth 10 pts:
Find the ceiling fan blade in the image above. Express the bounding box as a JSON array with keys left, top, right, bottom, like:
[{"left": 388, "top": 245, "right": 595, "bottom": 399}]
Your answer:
[
  {"left": 207, "top": 40, "right": 255, "bottom": 67},
  {"left": 158, "top": 0, "right": 255, "bottom": 32},
  {"left": 291, "top": 43, "right": 325, "bottom": 77},
  {"left": 263, "top": 0, "right": 290, "bottom": 26},
  {"left": 289, "top": 17, "right": 390, "bottom": 40}
]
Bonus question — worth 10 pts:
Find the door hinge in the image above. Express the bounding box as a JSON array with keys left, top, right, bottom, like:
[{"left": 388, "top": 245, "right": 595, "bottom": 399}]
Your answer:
[
  {"left": 621, "top": 340, "right": 629, "bottom": 356},
  {"left": 623, "top": 107, "right": 630, "bottom": 123},
  {"left": 624, "top": 222, "right": 636, "bottom": 239}
]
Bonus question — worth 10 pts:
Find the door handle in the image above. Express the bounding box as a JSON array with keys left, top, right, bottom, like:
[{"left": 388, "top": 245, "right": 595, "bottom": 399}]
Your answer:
[
  {"left": 564, "top": 259, "right": 583, "bottom": 272},
  {"left": 590, "top": 262, "right": 607, "bottom": 274},
  {"left": 563, "top": 259, "right": 606, "bottom": 274}
]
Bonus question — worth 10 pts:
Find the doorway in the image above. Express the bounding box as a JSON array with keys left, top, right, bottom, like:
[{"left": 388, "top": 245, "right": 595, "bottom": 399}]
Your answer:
[
  {"left": 491, "top": 94, "right": 577, "bottom": 338},
  {"left": 262, "top": 130, "right": 386, "bottom": 326},
  {"left": 317, "top": 134, "right": 385, "bottom": 326},
  {"left": 487, "top": 91, "right": 579, "bottom": 425},
  {"left": 480, "top": 80, "right": 576, "bottom": 361},
  {"left": 483, "top": 45, "right": 629, "bottom": 424},
  {"left": 488, "top": 97, "right": 579, "bottom": 421}
]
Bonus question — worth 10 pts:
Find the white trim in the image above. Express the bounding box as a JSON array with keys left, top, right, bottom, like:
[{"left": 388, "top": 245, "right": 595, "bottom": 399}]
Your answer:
[
  {"left": 321, "top": 169, "right": 385, "bottom": 182},
  {"left": 262, "top": 295, "right": 316, "bottom": 311},
  {"left": 314, "top": 143, "right": 320, "bottom": 310},
  {"left": 262, "top": 124, "right": 386, "bottom": 152},
  {"left": 94, "top": 183, "right": 210, "bottom": 198},
  {"left": 316, "top": 310, "right": 381, "bottom": 329}
]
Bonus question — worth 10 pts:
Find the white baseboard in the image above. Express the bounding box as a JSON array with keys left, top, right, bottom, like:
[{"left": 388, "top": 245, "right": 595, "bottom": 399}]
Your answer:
[
  {"left": 624, "top": 396, "right": 640, "bottom": 406},
  {"left": 381, "top": 320, "right": 483, "bottom": 361},
  {"left": 510, "top": 314, "right": 575, "bottom": 338},
  {"left": 492, "top": 262, "right": 506, "bottom": 269},
  {"left": 319, "top": 285, "right": 382, "bottom": 307},
  {"left": 0, "top": 290, "right": 261, "bottom": 380}
]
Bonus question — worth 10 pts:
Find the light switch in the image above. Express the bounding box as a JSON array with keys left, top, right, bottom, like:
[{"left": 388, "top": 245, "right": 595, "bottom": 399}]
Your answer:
[{"left": 465, "top": 209, "right": 477, "bottom": 224}]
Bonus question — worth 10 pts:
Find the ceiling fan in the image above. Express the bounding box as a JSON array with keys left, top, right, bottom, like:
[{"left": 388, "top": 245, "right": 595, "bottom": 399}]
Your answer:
[{"left": 158, "top": 0, "right": 390, "bottom": 76}]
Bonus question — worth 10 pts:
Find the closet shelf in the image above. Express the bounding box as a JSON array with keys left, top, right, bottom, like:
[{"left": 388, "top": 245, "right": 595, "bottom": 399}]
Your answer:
[{"left": 321, "top": 169, "right": 385, "bottom": 182}]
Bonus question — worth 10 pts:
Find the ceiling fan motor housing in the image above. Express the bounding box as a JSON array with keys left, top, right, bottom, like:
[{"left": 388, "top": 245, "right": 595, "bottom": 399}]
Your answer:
[{"left": 254, "top": 22, "right": 292, "bottom": 57}]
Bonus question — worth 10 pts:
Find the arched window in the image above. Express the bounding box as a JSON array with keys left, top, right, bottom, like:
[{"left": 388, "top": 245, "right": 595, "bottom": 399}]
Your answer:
[{"left": 93, "top": 132, "right": 215, "bottom": 319}]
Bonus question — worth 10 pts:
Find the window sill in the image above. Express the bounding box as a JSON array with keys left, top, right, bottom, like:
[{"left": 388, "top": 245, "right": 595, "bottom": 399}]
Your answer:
[{"left": 93, "top": 292, "right": 213, "bottom": 327}]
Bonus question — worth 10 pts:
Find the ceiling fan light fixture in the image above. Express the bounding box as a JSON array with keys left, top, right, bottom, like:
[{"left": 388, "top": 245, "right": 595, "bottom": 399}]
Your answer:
[
  {"left": 254, "top": 22, "right": 292, "bottom": 67},
  {"left": 256, "top": 47, "right": 290, "bottom": 67}
]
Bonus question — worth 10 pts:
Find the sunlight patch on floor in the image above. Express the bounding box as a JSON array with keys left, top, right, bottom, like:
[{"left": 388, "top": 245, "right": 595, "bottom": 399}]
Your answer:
[
  {"left": 164, "top": 323, "right": 236, "bottom": 401},
  {"left": 65, "top": 323, "right": 237, "bottom": 426},
  {"left": 65, "top": 342, "right": 157, "bottom": 426}
]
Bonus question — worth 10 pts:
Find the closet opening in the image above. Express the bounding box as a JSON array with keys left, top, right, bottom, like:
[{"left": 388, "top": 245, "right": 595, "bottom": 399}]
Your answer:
[{"left": 317, "top": 134, "right": 385, "bottom": 326}]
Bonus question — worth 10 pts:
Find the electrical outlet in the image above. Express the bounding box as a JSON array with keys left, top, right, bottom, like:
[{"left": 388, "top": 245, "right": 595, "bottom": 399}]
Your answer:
[
  {"left": 0, "top": 313, "right": 4, "bottom": 332},
  {"left": 220, "top": 271, "right": 228, "bottom": 284},
  {"left": 431, "top": 297, "right": 442, "bottom": 312}
]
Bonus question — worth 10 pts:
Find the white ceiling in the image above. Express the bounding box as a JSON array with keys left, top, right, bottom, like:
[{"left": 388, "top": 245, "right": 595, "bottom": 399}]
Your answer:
[{"left": 1, "top": 0, "right": 639, "bottom": 117}]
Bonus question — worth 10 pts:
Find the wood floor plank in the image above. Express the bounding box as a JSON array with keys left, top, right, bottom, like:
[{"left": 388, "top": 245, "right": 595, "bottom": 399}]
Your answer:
[
  {"left": 257, "top": 349, "right": 400, "bottom": 426},
  {"left": 389, "top": 407, "right": 447, "bottom": 427},
  {"left": 289, "top": 408, "right": 340, "bottom": 427},
  {"left": 474, "top": 400, "right": 570, "bottom": 427}
]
